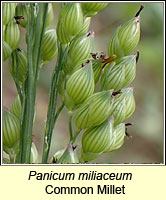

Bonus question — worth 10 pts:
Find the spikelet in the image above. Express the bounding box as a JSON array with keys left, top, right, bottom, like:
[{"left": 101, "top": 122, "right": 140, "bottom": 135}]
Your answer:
[
  {"left": 81, "top": 117, "right": 114, "bottom": 162},
  {"left": 81, "top": 3, "right": 108, "bottom": 17},
  {"left": 63, "top": 32, "right": 94, "bottom": 74},
  {"left": 74, "top": 90, "right": 114, "bottom": 129},
  {"left": 57, "top": 143, "right": 79, "bottom": 163},
  {"left": 3, "top": 3, "right": 17, "bottom": 25},
  {"left": 3, "top": 110, "right": 20, "bottom": 155},
  {"left": 108, "top": 6, "right": 144, "bottom": 58},
  {"left": 111, "top": 88, "right": 135, "bottom": 125},
  {"left": 41, "top": 29, "right": 58, "bottom": 62},
  {"left": 64, "top": 61, "right": 94, "bottom": 109},
  {"left": 100, "top": 55, "right": 137, "bottom": 91},
  {"left": 4, "top": 20, "right": 20, "bottom": 50}
]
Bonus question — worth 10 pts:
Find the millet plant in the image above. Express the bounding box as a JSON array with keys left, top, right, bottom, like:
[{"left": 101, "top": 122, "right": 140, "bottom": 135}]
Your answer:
[{"left": 2, "top": 3, "right": 144, "bottom": 164}]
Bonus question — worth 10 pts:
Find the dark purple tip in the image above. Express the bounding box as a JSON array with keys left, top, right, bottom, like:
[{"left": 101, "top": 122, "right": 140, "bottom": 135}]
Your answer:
[
  {"left": 136, "top": 51, "right": 139, "bottom": 63},
  {"left": 87, "top": 31, "right": 95, "bottom": 37},
  {"left": 135, "top": 5, "right": 144, "bottom": 17},
  {"left": 112, "top": 89, "right": 122, "bottom": 96},
  {"left": 125, "top": 128, "right": 132, "bottom": 138},
  {"left": 72, "top": 145, "right": 78, "bottom": 151},
  {"left": 17, "top": 48, "right": 22, "bottom": 52},
  {"left": 125, "top": 122, "right": 134, "bottom": 127}
]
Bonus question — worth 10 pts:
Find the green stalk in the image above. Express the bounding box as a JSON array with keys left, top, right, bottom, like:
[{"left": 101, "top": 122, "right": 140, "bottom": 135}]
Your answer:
[
  {"left": 19, "top": 4, "right": 35, "bottom": 163},
  {"left": 42, "top": 43, "right": 69, "bottom": 163},
  {"left": 18, "top": 3, "right": 48, "bottom": 163},
  {"left": 53, "top": 103, "right": 65, "bottom": 125},
  {"left": 68, "top": 111, "right": 73, "bottom": 141}
]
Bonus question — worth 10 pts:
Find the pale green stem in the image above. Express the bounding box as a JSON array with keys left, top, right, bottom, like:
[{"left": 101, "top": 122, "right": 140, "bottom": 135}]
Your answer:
[
  {"left": 42, "top": 43, "right": 69, "bottom": 164},
  {"left": 68, "top": 111, "right": 73, "bottom": 141},
  {"left": 18, "top": 3, "right": 48, "bottom": 163}
]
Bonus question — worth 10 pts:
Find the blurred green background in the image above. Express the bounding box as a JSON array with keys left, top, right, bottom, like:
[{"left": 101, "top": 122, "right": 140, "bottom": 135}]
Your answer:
[{"left": 2, "top": 2, "right": 164, "bottom": 164}]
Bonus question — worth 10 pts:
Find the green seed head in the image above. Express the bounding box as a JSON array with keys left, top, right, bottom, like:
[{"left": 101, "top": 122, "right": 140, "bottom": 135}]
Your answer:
[
  {"left": 3, "top": 25, "right": 6, "bottom": 39},
  {"left": 63, "top": 32, "right": 94, "bottom": 74},
  {"left": 9, "top": 48, "right": 27, "bottom": 85},
  {"left": 57, "top": 143, "right": 79, "bottom": 164},
  {"left": 30, "top": 142, "right": 39, "bottom": 164},
  {"left": 4, "top": 20, "right": 20, "bottom": 50},
  {"left": 108, "top": 16, "right": 141, "bottom": 58},
  {"left": 74, "top": 90, "right": 114, "bottom": 129},
  {"left": 3, "top": 41, "right": 12, "bottom": 62},
  {"left": 77, "top": 17, "right": 91, "bottom": 36},
  {"left": 104, "top": 123, "right": 125, "bottom": 152},
  {"left": 3, "top": 3, "right": 17, "bottom": 25},
  {"left": 63, "top": 91, "right": 76, "bottom": 111},
  {"left": 81, "top": 117, "right": 114, "bottom": 162},
  {"left": 92, "top": 59, "right": 103, "bottom": 84},
  {"left": 111, "top": 87, "right": 135, "bottom": 125},
  {"left": 56, "top": 17, "right": 73, "bottom": 44},
  {"left": 81, "top": 3, "right": 108, "bottom": 17},
  {"left": 100, "top": 55, "right": 137, "bottom": 91},
  {"left": 10, "top": 95, "right": 36, "bottom": 123},
  {"left": 3, "top": 110, "right": 20, "bottom": 154},
  {"left": 10, "top": 95, "right": 22, "bottom": 119},
  {"left": 65, "top": 61, "right": 95, "bottom": 107},
  {"left": 60, "top": 3, "right": 83, "bottom": 36},
  {"left": 15, "top": 3, "right": 28, "bottom": 28},
  {"left": 41, "top": 29, "right": 58, "bottom": 62}
]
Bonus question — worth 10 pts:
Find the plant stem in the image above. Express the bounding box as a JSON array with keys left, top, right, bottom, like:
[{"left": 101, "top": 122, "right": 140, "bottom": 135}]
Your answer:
[
  {"left": 68, "top": 111, "right": 73, "bottom": 141},
  {"left": 42, "top": 43, "right": 69, "bottom": 164},
  {"left": 18, "top": 3, "right": 48, "bottom": 163},
  {"left": 53, "top": 103, "right": 65, "bottom": 125}
]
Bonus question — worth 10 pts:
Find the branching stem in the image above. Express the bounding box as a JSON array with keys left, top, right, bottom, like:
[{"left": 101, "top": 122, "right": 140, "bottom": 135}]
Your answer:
[
  {"left": 18, "top": 3, "right": 48, "bottom": 163},
  {"left": 42, "top": 43, "right": 69, "bottom": 164}
]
